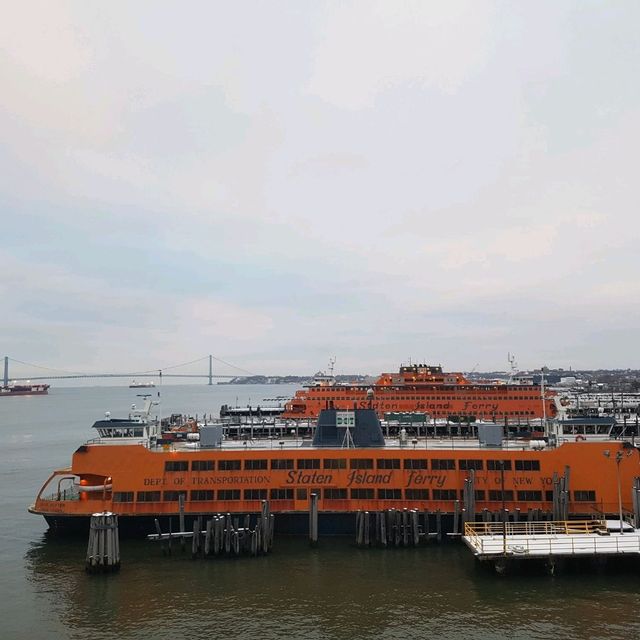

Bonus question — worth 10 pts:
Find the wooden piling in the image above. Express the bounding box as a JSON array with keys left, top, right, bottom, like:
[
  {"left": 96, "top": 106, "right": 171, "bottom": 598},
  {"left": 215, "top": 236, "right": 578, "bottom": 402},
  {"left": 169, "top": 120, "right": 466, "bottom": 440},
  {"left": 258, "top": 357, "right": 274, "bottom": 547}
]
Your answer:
[
  {"left": 309, "top": 492, "right": 319, "bottom": 547},
  {"left": 411, "top": 510, "right": 419, "bottom": 546},
  {"left": 225, "top": 514, "right": 232, "bottom": 553},
  {"left": 154, "top": 518, "right": 165, "bottom": 556},
  {"left": 86, "top": 512, "right": 120, "bottom": 573},
  {"left": 179, "top": 494, "right": 186, "bottom": 552},
  {"left": 451, "top": 500, "right": 460, "bottom": 536},
  {"left": 632, "top": 477, "right": 640, "bottom": 528},
  {"left": 204, "top": 519, "right": 212, "bottom": 555}
]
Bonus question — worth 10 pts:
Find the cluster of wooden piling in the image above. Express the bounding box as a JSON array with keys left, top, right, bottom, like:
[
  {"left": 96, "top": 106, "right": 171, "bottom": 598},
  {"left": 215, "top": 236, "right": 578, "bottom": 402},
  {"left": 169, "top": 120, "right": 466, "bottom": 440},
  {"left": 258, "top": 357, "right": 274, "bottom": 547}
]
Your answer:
[
  {"left": 150, "top": 501, "right": 274, "bottom": 558},
  {"left": 85, "top": 512, "right": 120, "bottom": 573},
  {"left": 355, "top": 509, "right": 441, "bottom": 547}
]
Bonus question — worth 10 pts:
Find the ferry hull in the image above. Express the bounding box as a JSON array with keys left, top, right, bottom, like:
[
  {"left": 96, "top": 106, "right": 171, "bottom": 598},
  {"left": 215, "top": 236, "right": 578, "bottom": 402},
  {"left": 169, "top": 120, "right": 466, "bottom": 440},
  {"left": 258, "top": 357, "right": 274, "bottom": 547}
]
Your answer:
[
  {"left": 38, "top": 507, "right": 622, "bottom": 539},
  {"left": 40, "top": 512, "right": 360, "bottom": 538}
]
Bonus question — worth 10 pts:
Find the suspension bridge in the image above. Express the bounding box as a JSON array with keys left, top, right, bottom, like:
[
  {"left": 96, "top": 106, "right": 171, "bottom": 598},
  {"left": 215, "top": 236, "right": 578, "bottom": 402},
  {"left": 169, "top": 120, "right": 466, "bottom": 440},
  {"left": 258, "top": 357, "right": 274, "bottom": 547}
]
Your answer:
[{"left": 2, "top": 355, "right": 258, "bottom": 387}]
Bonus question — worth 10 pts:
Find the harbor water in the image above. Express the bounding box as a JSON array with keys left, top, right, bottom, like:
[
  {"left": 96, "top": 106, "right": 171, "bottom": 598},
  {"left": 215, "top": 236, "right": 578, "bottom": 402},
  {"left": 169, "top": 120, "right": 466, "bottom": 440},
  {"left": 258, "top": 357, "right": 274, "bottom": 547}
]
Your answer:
[{"left": 2, "top": 385, "right": 640, "bottom": 640}]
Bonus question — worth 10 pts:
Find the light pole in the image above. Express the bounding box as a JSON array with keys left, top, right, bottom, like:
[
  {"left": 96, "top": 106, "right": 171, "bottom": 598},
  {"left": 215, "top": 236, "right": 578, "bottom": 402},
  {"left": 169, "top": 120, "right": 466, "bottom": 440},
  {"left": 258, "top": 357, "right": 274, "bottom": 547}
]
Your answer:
[
  {"left": 500, "top": 459, "right": 507, "bottom": 554},
  {"left": 603, "top": 449, "right": 625, "bottom": 534}
]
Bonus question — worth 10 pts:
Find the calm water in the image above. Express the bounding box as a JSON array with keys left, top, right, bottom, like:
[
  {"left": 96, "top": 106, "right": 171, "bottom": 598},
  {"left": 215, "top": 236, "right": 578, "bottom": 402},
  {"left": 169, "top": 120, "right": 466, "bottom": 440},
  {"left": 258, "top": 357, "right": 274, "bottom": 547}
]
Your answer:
[{"left": 1, "top": 385, "right": 640, "bottom": 640}]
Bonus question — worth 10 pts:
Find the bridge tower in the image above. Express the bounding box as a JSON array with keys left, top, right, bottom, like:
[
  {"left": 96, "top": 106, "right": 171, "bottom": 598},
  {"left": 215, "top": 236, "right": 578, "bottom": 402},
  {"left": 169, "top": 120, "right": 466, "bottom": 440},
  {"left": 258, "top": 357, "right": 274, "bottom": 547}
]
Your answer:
[
  {"left": 208, "top": 354, "right": 213, "bottom": 386},
  {"left": 3, "top": 356, "right": 8, "bottom": 388}
]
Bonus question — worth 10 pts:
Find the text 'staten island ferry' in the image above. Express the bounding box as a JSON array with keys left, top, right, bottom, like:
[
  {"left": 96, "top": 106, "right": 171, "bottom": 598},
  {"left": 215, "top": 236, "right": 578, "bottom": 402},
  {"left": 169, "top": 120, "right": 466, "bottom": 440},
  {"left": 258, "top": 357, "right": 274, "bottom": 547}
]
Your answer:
[
  {"left": 30, "top": 397, "right": 639, "bottom": 537},
  {"left": 282, "top": 363, "right": 557, "bottom": 421}
]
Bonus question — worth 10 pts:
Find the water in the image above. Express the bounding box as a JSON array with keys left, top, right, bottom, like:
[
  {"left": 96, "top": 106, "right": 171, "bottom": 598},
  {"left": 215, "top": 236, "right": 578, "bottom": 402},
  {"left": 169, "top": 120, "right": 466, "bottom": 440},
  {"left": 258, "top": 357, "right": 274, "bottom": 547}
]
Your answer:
[{"left": 2, "top": 386, "right": 640, "bottom": 640}]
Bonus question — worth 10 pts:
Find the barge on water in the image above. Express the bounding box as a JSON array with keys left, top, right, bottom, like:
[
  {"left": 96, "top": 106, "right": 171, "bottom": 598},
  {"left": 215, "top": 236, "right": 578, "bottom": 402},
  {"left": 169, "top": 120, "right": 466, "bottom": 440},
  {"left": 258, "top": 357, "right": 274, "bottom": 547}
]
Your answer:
[
  {"left": 1, "top": 382, "right": 50, "bottom": 396},
  {"left": 29, "top": 404, "right": 640, "bottom": 537}
]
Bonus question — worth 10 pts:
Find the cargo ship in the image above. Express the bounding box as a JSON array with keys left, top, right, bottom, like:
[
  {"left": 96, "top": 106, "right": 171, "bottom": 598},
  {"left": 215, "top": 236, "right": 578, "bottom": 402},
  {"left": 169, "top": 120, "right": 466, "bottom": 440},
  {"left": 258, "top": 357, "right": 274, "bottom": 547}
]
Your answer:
[
  {"left": 282, "top": 363, "right": 557, "bottom": 421},
  {"left": 1, "top": 382, "right": 50, "bottom": 397},
  {"left": 29, "top": 400, "right": 638, "bottom": 537}
]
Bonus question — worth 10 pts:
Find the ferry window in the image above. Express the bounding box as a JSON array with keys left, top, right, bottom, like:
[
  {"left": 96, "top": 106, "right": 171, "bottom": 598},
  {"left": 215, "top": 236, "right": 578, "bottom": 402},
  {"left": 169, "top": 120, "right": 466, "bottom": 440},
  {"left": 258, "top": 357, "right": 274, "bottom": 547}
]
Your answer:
[
  {"left": 474, "top": 490, "right": 486, "bottom": 501},
  {"left": 350, "top": 459, "right": 374, "bottom": 470},
  {"left": 191, "top": 460, "right": 214, "bottom": 471},
  {"left": 377, "top": 458, "right": 400, "bottom": 469},
  {"left": 165, "top": 461, "right": 188, "bottom": 472},
  {"left": 405, "top": 489, "right": 429, "bottom": 500},
  {"left": 350, "top": 488, "right": 374, "bottom": 499},
  {"left": 404, "top": 459, "right": 428, "bottom": 469},
  {"left": 218, "top": 490, "right": 241, "bottom": 500},
  {"left": 574, "top": 490, "right": 596, "bottom": 502},
  {"left": 378, "top": 489, "right": 402, "bottom": 500},
  {"left": 515, "top": 460, "right": 540, "bottom": 471},
  {"left": 517, "top": 490, "right": 542, "bottom": 501},
  {"left": 163, "top": 490, "right": 187, "bottom": 502},
  {"left": 244, "top": 489, "right": 268, "bottom": 500},
  {"left": 296, "top": 488, "right": 308, "bottom": 500},
  {"left": 324, "top": 488, "right": 347, "bottom": 500},
  {"left": 433, "top": 489, "right": 457, "bottom": 500},
  {"left": 270, "top": 488, "right": 294, "bottom": 500},
  {"left": 545, "top": 491, "right": 554, "bottom": 502},
  {"left": 219, "top": 460, "right": 241, "bottom": 471},
  {"left": 487, "top": 460, "right": 512, "bottom": 471},
  {"left": 271, "top": 459, "right": 294, "bottom": 470},
  {"left": 137, "top": 491, "right": 160, "bottom": 502},
  {"left": 191, "top": 490, "right": 214, "bottom": 501},
  {"left": 459, "top": 459, "right": 484, "bottom": 471},
  {"left": 323, "top": 458, "right": 346, "bottom": 469},
  {"left": 245, "top": 459, "right": 268, "bottom": 470},
  {"left": 488, "top": 490, "right": 514, "bottom": 501},
  {"left": 431, "top": 459, "right": 455, "bottom": 470},
  {"left": 298, "top": 458, "right": 321, "bottom": 470},
  {"left": 113, "top": 492, "right": 134, "bottom": 502}
]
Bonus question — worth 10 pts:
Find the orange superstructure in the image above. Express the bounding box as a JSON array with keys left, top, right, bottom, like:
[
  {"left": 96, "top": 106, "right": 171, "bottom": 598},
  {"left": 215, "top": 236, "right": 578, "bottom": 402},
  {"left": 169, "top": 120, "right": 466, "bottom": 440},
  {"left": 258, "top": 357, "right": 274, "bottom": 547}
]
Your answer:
[
  {"left": 283, "top": 364, "right": 556, "bottom": 421},
  {"left": 30, "top": 408, "right": 638, "bottom": 537}
]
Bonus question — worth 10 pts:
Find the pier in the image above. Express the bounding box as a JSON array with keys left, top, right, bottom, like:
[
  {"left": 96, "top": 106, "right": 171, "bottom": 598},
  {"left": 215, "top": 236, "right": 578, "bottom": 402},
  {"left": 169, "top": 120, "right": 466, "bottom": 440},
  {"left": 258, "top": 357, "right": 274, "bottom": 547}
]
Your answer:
[{"left": 463, "top": 519, "right": 640, "bottom": 573}]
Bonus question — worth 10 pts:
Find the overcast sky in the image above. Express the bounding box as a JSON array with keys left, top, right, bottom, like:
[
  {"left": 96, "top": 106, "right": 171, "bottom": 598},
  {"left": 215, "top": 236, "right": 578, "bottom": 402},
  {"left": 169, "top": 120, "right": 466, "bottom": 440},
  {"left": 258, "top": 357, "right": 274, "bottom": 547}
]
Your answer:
[{"left": 2, "top": 1, "right": 639, "bottom": 377}]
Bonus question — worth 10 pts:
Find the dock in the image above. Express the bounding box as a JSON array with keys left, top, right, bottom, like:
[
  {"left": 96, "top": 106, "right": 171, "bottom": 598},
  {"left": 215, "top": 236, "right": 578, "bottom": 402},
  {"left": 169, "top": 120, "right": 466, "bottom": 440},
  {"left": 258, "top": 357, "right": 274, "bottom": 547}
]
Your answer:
[{"left": 463, "top": 519, "right": 640, "bottom": 573}]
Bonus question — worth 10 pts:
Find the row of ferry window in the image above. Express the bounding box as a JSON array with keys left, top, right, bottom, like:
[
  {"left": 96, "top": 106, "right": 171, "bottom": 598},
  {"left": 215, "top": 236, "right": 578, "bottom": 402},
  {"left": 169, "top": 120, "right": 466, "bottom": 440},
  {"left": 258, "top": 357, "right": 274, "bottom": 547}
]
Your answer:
[
  {"left": 166, "top": 459, "right": 541, "bottom": 472},
  {"left": 114, "top": 489, "right": 597, "bottom": 502}
]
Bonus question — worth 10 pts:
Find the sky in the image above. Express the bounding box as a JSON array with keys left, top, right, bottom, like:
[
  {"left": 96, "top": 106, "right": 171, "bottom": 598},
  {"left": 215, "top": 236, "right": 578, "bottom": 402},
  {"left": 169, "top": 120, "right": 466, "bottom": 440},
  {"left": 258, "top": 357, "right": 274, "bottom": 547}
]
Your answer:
[{"left": 1, "top": 1, "right": 639, "bottom": 378}]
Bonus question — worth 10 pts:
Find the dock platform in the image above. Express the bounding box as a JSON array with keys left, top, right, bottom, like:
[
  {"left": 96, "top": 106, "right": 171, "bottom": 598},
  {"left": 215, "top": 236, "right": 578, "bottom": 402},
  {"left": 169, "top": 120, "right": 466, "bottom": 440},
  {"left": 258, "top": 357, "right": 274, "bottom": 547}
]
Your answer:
[{"left": 463, "top": 520, "right": 640, "bottom": 570}]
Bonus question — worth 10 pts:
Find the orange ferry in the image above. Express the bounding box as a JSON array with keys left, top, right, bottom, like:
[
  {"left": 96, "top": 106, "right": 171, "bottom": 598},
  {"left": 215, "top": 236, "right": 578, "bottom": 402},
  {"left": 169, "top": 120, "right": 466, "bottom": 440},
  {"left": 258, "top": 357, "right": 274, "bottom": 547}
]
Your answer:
[
  {"left": 282, "top": 363, "right": 557, "bottom": 421},
  {"left": 30, "top": 402, "right": 638, "bottom": 536}
]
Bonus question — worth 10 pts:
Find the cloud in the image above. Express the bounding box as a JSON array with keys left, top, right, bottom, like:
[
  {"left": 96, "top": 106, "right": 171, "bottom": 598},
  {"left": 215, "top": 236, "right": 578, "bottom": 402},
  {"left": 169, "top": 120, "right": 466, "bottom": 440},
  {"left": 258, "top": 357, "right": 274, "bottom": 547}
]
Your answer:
[{"left": 1, "top": 1, "right": 640, "bottom": 373}]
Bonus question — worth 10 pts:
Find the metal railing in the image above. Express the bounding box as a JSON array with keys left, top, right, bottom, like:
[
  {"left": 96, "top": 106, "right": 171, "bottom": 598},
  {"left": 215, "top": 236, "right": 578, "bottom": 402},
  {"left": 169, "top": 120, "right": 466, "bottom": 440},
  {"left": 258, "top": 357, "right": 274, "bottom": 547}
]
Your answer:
[
  {"left": 42, "top": 487, "right": 81, "bottom": 502},
  {"left": 465, "top": 519, "right": 606, "bottom": 538},
  {"left": 462, "top": 519, "right": 640, "bottom": 556}
]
